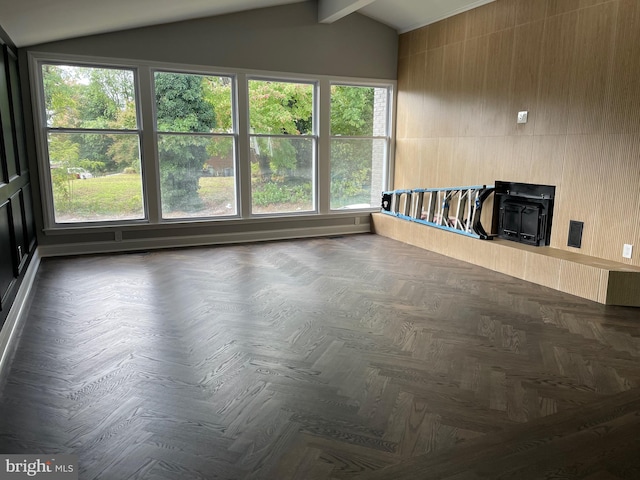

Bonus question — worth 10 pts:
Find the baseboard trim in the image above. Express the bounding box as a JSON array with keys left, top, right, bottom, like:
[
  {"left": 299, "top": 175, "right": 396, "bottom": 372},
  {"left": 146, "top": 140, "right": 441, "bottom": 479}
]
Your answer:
[
  {"left": 0, "top": 248, "right": 41, "bottom": 379},
  {"left": 38, "top": 223, "right": 372, "bottom": 257}
]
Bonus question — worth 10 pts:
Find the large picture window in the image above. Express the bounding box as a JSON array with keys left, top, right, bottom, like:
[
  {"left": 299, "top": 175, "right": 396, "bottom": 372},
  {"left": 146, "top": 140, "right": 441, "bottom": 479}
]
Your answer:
[
  {"left": 154, "top": 71, "right": 236, "bottom": 219},
  {"left": 330, "top": 84, "right": 390, "bottom": 209},
  {"left": 34, "top": 57, "right": 393, "bottom": 229},
  {"left": 248, "top": 79, "right": 315, "bottom": 214},
  {"left": 41, "top": 64, "right": 144, "bottom": 223}
]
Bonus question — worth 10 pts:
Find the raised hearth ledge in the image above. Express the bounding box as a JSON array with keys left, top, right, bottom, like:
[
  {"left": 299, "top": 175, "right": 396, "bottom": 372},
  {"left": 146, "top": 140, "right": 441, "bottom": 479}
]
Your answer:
[{"left": 371, "top": 213, "right": 640, "bottom": 307}]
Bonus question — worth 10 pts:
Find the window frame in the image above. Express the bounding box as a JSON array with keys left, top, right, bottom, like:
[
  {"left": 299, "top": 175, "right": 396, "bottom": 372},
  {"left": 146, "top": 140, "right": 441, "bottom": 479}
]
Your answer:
[
  {"left": 328, "top": 82, "right": 392, "bottom": 211},
  {"left": 151, "top": 68, "right": 239, "bottom": 220},
  {"left": 247, "top": 76, "right": 319, "bottom": 216},
  {"left": 33, "top": 58, "right": 147, "bottom": 227}
]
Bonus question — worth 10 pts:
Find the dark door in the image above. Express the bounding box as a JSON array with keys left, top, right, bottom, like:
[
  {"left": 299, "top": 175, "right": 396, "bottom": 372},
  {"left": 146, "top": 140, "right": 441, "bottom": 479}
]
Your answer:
[
  {"left": 520, "top": 206, "right": 541, "bottom": 245},
  {"left": 0, "top": 200, "right": 16, "bottom": 307}
]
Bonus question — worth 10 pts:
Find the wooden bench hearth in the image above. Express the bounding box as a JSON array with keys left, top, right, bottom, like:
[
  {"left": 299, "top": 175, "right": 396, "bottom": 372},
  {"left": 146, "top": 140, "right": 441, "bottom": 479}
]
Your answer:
[{"left": 372, "top": 213, "right": 640, "bottom": 307}]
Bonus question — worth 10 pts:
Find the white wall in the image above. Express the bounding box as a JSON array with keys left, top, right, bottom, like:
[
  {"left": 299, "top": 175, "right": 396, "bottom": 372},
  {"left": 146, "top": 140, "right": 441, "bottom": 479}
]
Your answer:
[{"left": 24, "top": 3, "right": 398, "bottom": 79}]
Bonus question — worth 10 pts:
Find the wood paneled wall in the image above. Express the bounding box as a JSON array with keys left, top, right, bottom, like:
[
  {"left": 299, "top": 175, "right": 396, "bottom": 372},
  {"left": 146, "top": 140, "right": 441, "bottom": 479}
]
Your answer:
[
  {"left": 396, "top": 0, "right": 640, "bottom": 266},
  {"left": 0, "top": 36, "right": 37, "bottom": 330}
]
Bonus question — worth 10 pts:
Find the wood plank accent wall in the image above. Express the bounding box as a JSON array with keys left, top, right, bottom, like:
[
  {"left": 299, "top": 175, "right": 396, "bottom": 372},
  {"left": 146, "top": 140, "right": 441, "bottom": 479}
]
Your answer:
[{"left": 396, "top": 0, "right": 640, "bottom": 267}]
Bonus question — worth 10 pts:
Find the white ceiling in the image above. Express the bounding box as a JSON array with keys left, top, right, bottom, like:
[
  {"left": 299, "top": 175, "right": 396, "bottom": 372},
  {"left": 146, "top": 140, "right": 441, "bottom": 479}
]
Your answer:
[
  {"left": 359, "top": 0, "right": 494, "bottom": 34},
  {"left": 0, "top": 0, "right": 494, "bottom": 48}
]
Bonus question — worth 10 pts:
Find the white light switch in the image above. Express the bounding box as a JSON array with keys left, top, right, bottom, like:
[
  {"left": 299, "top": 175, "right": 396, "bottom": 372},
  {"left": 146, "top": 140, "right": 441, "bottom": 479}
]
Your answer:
[
  {"left": 623, "top": 244, "right": 633, "bottom": 259},
  {"left": 517, "top": 111, "right": 528, "bottom": 124}
]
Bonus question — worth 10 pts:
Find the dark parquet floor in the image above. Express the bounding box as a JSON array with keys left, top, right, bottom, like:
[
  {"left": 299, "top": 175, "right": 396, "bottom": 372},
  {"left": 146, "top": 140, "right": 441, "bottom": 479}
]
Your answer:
[{"left": 1, "top": 233, "right": 639, "bottom": 479}]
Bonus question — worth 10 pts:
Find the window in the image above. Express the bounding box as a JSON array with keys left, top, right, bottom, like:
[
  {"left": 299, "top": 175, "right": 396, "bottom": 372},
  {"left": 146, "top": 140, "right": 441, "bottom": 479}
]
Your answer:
[
  {"left": 34, "top": 56, "right": 393, "bottom": 229},
  {"left": 248, "top": 79, "right": 315, "bottom": 214},
  {"left": 330, "top": 84, "right": 390, "bottom": 209},
  {"left": 41, "top": 64, "right": 144, "bottom": 223},
  {"left": 154, "top": 71, "right": 236, "bottom": 219}
]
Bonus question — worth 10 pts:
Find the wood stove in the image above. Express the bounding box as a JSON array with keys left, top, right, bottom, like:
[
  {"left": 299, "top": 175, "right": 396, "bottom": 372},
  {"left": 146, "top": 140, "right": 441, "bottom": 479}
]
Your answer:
[{"left": 494, "top": 181, "right": 555, "bottom": 246}]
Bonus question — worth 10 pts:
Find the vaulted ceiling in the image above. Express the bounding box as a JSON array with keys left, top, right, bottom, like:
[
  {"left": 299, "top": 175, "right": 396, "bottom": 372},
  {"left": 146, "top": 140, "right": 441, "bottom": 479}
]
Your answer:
[{"left": 0, "top": 0, "right": 494, "bottom": 48}]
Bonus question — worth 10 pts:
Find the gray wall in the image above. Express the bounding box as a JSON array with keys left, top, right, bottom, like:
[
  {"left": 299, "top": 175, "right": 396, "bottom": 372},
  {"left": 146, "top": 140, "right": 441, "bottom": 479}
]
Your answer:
[
  {"left": 25, "top": 2, "right": 398, "bottom": 79},
  {"left": 19, "top": 2, "right": 397, "bottom": 254}
]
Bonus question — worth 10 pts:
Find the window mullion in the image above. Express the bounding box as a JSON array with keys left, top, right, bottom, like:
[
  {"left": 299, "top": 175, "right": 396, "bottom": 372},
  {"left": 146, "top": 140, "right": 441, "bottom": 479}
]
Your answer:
[
  {"left": 236, "top": 73, "right": 251, "bottom": 218},
  {"left": 138, "top": 66, "right": 162, "bottom": 223},
  {"left": 318, "top": 79, "right": 331, "bottom": 215},
  {"left": 329, "top": 136, "right": 388, "bottom": 140},
  {"left": 46, "top": 128, "right": 140, "bottom": 135}
]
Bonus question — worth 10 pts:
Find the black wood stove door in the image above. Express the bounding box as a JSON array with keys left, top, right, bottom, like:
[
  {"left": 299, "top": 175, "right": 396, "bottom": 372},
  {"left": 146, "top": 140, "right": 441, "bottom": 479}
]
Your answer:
[
  {"left": 502, "top": 203, "right": 522, "bottom": 239},
  {"left": 520, "top": 205, "right": 542, "bottom": 244},
  {"left": 500, "top": 201, "right": 542, "bottom": 246}
]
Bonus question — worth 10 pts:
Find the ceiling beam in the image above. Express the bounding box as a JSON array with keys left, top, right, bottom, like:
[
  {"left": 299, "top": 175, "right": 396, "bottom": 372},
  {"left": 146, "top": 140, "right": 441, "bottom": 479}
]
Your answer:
[{"left": 318, "top": 0, "right": 378, "bottom": 24}]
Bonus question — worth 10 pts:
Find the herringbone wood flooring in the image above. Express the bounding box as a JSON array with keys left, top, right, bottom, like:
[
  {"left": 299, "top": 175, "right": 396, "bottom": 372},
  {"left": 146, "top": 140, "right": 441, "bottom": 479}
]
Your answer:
[{"left": 1, "top": 234, "right": 639, "bottom": 479}]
